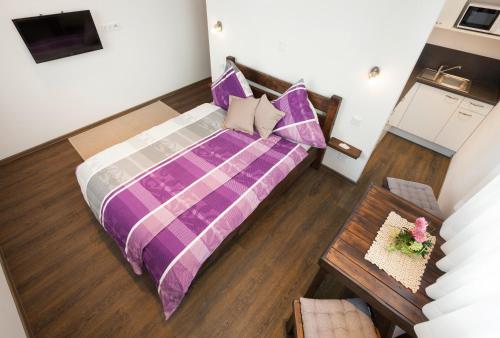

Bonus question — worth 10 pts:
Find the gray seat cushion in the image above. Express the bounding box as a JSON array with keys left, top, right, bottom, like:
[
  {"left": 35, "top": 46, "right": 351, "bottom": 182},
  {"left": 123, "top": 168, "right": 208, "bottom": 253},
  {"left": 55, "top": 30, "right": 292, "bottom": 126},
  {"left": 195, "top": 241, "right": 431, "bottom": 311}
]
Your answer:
[
  {"left": 300, "top": 298, "right": 378, "bottom": 338},
  {"left": 386, "top": 177, "right": 443, "bottom": 218}
]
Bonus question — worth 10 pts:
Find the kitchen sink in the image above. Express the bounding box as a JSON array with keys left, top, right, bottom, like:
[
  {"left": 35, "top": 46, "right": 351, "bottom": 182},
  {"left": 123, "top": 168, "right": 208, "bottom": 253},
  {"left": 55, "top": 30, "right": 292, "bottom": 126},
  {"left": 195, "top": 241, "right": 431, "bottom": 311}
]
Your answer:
[{"left": 417, "top": 68, "right": 471, "bottom": 93}]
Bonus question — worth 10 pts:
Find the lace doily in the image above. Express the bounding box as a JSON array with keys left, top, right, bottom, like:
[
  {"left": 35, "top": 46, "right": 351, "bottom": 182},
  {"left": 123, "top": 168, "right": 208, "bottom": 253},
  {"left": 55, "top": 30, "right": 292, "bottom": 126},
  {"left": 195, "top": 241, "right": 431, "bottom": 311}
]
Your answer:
[{"left": 364, "top": 211, "right": 435, "bottom": 293}]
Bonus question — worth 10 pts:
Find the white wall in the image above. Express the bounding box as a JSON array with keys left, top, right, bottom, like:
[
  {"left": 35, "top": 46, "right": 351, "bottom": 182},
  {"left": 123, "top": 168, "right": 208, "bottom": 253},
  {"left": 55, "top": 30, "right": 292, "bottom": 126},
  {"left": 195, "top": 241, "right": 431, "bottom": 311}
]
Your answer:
[
  {"left": 0, "top": 260, "right": 26, "bottom": 338},
  {"left": 206, "top": 0, "right": 444, "bottom": 181},
  {"left": 438, "top": 103, "right": 500, "bottom": 216},
  {"left": 0, "top": 0, "right": 210, "bottom": 160}
]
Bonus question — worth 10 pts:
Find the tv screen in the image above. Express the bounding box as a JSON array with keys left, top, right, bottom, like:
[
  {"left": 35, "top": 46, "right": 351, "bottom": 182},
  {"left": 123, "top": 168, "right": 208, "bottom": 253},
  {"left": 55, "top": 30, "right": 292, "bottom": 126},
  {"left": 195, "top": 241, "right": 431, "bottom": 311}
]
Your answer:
[{"left": 13, "top": 10, "right": 103, "bottom": 63}]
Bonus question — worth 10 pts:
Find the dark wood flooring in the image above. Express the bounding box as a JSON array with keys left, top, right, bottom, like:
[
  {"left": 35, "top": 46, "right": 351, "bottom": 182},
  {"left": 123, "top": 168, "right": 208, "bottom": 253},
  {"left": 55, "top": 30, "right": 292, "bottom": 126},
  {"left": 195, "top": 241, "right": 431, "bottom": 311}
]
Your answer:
[{"left": 0, "top": 79, "right": 450, "bottom": 338}]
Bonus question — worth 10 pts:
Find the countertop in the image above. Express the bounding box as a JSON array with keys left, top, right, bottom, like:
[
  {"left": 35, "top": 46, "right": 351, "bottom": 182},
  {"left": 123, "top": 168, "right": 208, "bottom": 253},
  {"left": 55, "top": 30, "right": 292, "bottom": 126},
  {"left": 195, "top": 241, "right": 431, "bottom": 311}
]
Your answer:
[{"left": 400, "top": 65, "right": 499, "bottom": 106}]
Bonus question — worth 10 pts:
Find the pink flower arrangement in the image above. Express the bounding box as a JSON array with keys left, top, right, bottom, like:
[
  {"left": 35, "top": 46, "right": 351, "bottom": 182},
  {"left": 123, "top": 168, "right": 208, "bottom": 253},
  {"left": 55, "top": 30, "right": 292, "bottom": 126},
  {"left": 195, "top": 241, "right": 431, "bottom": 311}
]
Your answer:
[
  {"left": 389, "top": 216, "right": 432, "bottom": 257},
  {"left": 411, "top": 217, "right": 429, "bottom": 243}
]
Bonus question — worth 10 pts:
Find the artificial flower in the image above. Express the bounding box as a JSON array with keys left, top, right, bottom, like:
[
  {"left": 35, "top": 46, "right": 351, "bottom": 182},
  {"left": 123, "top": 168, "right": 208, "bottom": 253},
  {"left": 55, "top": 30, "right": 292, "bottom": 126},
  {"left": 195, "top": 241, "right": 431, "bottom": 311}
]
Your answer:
[
  {"left": 411, "top": 227, "right": 427, "bottom": 243},
  {"left": 414, "top": 217, "right": 428, "bottom": 231}
]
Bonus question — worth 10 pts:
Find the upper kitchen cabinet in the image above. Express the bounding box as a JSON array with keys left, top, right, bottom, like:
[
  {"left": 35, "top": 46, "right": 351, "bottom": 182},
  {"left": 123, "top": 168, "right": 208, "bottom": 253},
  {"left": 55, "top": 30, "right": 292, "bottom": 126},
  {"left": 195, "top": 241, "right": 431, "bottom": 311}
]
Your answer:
[
  {"left": 434, "top": 0, "right": 500, "bottom": 41},
  {"left": 435, "top": 0, "right": 467, "bottom": 28}
]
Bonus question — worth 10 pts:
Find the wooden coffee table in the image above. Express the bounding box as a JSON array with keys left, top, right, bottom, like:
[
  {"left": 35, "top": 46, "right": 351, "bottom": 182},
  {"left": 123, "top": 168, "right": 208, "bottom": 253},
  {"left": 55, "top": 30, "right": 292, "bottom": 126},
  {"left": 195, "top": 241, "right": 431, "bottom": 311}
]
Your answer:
[{"left": 307, "top": 185, "right": 444, "bottom": 337}]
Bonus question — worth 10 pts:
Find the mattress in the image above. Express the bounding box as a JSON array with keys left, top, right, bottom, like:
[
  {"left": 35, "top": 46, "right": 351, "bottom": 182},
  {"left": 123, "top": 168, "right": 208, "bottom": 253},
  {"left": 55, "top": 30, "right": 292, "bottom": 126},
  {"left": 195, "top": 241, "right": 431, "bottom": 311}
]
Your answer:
[{"left": 76, "top": 103, "right": 309, "bottom": 319}]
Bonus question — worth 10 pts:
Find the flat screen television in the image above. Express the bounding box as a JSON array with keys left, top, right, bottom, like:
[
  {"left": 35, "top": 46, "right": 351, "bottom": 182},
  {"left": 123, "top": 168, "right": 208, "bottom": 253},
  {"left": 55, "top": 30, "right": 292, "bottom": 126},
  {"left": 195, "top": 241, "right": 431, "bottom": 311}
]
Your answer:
[{"left": 13, "top": 10, "right": 103, "bottom": 63}]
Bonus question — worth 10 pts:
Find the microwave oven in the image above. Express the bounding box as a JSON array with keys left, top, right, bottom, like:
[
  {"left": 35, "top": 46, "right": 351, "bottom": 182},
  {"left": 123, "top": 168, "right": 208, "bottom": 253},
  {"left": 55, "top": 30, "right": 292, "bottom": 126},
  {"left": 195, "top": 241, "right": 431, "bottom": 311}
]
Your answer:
[{"left": 457, "top": 2, "right": 500, "bottom": 36}]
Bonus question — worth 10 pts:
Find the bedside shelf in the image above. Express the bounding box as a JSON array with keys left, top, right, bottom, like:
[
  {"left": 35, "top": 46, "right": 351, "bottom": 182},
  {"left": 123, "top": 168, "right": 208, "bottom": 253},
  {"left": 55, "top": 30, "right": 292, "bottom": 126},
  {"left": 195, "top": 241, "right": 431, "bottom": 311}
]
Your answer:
[{"left": 327, "top": 137, "right": 362, "bottom": 159}]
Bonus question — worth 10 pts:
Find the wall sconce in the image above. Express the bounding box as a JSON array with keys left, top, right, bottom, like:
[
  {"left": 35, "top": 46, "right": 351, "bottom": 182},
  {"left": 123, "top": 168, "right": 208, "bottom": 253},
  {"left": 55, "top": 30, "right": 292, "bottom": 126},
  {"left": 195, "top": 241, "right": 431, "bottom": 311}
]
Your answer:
[
  {"left": 213, "top": 20, "right": 223, "bottom": 33},
  {"left": 368, "top": 66, "right": 380, "bottom": 79}
]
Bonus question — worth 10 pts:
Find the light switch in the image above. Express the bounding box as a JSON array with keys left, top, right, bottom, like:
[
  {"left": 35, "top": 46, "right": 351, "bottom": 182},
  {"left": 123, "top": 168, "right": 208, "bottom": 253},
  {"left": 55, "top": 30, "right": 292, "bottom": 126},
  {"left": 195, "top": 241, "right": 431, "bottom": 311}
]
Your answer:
[{"left": 277, "top": 40, "right": 287, "bottom": 53}]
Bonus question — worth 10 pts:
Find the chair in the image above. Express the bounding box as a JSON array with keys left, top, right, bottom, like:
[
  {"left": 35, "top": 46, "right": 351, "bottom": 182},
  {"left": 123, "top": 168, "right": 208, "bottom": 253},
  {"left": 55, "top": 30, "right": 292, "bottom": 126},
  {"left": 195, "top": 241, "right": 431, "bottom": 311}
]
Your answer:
[
  {"left": 290, "top": 297, "right": 379, "bottom": 338},
  {"left": 383, "top": 177, "right": 443, "bottom": 218}
]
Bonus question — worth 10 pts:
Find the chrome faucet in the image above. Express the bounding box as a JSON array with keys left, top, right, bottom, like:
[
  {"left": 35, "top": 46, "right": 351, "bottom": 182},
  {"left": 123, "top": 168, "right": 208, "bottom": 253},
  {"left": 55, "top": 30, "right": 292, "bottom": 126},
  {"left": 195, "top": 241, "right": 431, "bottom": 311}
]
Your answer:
[{"left": 433, "top": 65, "right": 462, "bottom": 80}]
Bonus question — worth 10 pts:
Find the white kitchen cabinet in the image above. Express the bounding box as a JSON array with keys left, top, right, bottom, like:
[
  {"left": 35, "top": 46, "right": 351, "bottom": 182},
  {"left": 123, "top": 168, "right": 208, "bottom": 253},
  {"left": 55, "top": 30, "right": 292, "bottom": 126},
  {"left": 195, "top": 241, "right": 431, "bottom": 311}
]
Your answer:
[
  {"left": 435, "top": 0, "right": 467, "bottom": 28},
  {"left": 388, "top": 83, "right": 419, "bottom": 127},
  {"left": 459, "top": 98, "right": 493, "bottom": 116},
  {"left": 432, "top": 0, "right": 500, "bottom": 41},
  {"left": 398, "top": 85, "right": 463, "bottom": 141},
  {"left": 390, "top": 82, "right": 494, "bottom": 154},
  {"left": 434, "top": 109, "right": 484, "bottom": 151}
]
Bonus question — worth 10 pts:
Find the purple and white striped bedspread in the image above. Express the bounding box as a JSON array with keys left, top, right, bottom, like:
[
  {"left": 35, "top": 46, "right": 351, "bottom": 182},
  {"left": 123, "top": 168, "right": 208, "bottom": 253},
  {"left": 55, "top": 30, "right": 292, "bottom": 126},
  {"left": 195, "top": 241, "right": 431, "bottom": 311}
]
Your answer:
[{"left": 76, "top": 103, "right": 308, "bottom": 319}]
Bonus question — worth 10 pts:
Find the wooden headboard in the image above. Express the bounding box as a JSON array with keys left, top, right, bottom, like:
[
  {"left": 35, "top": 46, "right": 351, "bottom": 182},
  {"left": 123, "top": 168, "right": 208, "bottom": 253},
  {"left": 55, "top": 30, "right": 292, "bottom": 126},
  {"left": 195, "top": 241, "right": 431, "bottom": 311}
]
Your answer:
[{"left": 227, "top": 56, "right": 342, "bottom": 167}]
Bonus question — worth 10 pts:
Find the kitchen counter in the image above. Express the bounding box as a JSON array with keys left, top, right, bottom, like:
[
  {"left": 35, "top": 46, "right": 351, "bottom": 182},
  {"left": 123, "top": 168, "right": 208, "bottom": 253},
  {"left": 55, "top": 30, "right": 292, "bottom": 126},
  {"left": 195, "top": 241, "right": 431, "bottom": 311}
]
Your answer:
[{"left": 401, "top": 65, "right": 499, "bottom": 105}]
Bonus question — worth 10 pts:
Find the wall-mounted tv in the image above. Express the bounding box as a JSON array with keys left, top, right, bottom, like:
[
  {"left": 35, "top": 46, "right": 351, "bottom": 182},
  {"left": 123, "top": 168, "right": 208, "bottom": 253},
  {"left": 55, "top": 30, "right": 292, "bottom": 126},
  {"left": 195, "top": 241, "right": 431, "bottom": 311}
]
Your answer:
[{"left": 13, "top": 10, "right": 103, "bottom": 64}]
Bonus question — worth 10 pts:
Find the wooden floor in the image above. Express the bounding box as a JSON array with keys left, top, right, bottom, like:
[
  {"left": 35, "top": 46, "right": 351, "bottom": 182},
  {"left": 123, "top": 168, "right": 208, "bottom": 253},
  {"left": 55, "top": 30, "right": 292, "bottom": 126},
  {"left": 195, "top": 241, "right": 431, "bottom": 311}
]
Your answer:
[{"left": 0, "top": 79, "right": 450, "bottom": 338}]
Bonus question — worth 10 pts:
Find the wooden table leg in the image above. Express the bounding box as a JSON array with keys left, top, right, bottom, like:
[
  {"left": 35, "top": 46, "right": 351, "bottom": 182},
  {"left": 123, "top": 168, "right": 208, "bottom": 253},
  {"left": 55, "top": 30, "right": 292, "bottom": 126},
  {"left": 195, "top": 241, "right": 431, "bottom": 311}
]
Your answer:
[
  {"left": 371, "top": 308, "right": 396, "bottom": 338},
  {"left": 305, "top": 267, "right": 326, "bottom": 298}
]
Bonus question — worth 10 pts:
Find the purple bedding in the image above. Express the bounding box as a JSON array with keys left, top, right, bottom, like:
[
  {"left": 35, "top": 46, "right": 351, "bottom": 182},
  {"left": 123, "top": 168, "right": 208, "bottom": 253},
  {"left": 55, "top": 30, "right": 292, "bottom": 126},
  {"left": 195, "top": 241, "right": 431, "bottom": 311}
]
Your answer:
[{"left": 76, "top": 104, "right": 308, "bottom": 319}]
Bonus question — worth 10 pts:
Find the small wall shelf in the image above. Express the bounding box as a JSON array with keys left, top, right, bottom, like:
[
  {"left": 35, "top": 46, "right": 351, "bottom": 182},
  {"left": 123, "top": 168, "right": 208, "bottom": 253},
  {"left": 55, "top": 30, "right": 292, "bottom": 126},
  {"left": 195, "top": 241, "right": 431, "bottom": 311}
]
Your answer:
[{"left": 327, "top": 137, "right": 362, "bottom": 159}]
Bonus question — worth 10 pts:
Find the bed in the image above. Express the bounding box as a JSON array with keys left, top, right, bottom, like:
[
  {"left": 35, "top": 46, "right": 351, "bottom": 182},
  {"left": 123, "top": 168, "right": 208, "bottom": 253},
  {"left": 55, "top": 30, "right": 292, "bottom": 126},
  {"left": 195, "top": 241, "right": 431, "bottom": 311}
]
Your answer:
[{"left": 76, "top": 56, "right": 342, "bottom": 319}]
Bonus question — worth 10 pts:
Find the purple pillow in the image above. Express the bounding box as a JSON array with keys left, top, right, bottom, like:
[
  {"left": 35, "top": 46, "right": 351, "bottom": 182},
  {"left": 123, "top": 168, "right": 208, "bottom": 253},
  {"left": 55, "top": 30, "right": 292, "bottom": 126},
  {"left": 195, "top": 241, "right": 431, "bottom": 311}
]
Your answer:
[
  {"left": 211, "top": 60, "right": 253, "bottom": 110},
  {"left": 272, "top": 81, "right": 326, "bottom": 148}
]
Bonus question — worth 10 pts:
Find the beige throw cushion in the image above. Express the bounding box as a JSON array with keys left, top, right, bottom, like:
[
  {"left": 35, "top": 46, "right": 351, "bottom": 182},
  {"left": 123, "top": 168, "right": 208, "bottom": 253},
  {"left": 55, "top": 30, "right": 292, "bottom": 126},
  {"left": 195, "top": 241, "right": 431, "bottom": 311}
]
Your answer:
[
  {"left": 223, "top": 95, "right": 259, "bottom": 134},
  {"left": 254, "top": 94, "right": 285, "bottom": 138}
]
